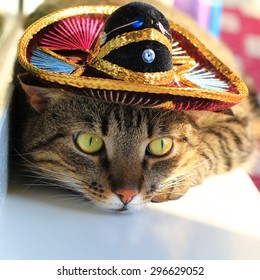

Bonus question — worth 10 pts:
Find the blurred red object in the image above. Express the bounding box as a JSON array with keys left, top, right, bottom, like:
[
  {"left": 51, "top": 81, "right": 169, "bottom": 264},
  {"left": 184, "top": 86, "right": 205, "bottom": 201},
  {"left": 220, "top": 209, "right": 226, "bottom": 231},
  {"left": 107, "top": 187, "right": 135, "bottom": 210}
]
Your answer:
[
  {"left": 221, "top": 8, "right": 260, "bottom": 192},
  {"left": 221, "top": 8, "right": 260, "bottom": 92}
]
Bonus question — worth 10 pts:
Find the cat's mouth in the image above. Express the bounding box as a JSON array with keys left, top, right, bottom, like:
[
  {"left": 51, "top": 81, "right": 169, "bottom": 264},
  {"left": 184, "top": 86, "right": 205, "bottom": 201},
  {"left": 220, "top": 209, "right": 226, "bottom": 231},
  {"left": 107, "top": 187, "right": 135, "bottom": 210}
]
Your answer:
[
  {"left": 110, "top": 200, "right": 145, "bottom": 212},
  {"left": 115, "top": 205, "right": 129, "bottom": 212}
]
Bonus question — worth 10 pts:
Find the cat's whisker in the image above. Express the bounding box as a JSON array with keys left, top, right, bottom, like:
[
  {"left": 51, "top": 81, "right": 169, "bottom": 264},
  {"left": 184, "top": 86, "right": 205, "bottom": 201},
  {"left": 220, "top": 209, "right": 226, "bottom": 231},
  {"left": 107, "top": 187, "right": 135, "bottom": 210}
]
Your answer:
[
  {"left": 156, "top": 158, "right": 213, "bottom": 199},
  {"left": 158, "top": 156, "right": 213, "bottom": 192},
  {"left": 20, "top": 179, "right": 46, "bottom": 189},
  {"left": 11, "top": 150, "right": 43, "bottom": 157},
  {"left": 16, "top": 149, "right": 81, "bottom": 184},
  {"left": 155, "top": 189, "right": 187, "bottom": 195},
  {"left": 21, "top": 176, "right": 63, "bottom": 189},
  {"left": 49, "top": 193, "right": 85, "bottom": 204},
  {"left": 158, "top": 183, "right": 196, "bottom": 194},
  {"left": 19, "top": 176, "right": 61, "bottom": 193},
  {"left": 72, "top": 201, "right": 93, "bottom": 211},
  {"left": 159, "top": 170, "right": 196, "bottom": 188},
  {"left": 172, "top": 156, "right": 214, "bottom": 180},
  {"left": 159, "top": 180, "right": 196, "bottom": 189},
  {"left": 17, "top": 155, "right": 89, "bottom": 194}
]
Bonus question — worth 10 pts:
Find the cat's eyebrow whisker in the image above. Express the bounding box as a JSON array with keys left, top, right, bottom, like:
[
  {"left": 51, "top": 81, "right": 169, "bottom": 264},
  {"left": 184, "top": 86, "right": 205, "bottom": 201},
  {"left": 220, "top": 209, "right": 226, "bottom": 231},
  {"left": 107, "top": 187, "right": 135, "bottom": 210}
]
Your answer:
[{"left": 149, "top": 110, "right": 171, "bottom": 127}]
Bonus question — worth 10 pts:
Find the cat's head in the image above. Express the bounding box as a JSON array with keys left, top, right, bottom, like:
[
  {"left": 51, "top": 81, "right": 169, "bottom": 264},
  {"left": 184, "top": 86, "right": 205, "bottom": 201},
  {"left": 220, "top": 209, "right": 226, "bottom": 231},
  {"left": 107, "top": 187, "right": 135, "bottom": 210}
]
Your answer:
[{"left": 21, "top": 85, "right": 203, "bottom": 211}]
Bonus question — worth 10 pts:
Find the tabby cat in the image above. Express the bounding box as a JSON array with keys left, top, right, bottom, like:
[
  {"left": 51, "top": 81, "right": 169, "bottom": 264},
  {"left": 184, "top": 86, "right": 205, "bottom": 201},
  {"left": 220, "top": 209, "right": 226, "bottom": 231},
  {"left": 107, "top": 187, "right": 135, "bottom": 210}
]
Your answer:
[{"left": 10, "top": 0, "right": 258, "bottom": 212}]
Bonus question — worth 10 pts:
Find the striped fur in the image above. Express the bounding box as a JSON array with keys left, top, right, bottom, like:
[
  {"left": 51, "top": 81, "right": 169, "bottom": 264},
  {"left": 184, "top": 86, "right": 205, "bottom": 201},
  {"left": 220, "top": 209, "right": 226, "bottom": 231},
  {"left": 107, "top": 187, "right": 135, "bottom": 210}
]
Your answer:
[
  {"left": 11, "top": 0, "right": 257, "bottom": 211},
  {"left": 14, "top": 92, "right": 254, "bottom": 211}
]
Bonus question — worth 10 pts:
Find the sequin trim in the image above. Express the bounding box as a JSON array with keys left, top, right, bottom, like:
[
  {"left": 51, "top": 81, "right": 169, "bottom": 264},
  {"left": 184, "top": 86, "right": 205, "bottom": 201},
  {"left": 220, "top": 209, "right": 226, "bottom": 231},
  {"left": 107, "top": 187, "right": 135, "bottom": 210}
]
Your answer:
[{"left": 92, "top": 59, "right": 175, "bottom": 85}]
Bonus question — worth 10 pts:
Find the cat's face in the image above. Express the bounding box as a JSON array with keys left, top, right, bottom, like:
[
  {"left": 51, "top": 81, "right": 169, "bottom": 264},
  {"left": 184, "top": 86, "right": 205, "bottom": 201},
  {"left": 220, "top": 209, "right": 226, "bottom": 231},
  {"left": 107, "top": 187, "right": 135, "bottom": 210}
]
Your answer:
[{"left": 23, "top": 93, "right": 202, "bottom": 211}]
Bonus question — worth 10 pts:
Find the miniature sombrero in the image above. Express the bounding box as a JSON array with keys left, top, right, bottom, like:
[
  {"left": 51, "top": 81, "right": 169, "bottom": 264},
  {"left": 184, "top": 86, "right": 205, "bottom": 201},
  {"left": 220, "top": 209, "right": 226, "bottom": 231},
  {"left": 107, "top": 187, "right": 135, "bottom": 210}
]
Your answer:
[{"left": 17, "top": 2, "right": 248, "bottom": 111}]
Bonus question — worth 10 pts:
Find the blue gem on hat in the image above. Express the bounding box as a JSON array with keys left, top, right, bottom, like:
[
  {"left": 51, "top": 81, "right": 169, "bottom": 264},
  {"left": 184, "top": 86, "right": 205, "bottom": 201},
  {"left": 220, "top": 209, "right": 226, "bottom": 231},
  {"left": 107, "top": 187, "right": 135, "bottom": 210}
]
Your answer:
[
  {"left": 100, "top": 32, "right": 107, "bottom": 45},
  {"left": 142, "top": 49, "right": 155, "bottom": 63},
  {"left": 132, "top": 16, "right": 144, "bottom": 28}
]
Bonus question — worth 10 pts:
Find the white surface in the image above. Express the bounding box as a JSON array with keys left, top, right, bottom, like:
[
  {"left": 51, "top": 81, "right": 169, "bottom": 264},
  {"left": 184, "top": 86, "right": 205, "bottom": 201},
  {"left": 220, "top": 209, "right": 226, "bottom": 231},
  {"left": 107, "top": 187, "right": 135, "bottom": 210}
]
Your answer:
[
  {"left": 1, "top": 169, "right": 260, "bottom": 260},
  {"left": 0, "top": 109, "right": 8, "bottom": 210}
]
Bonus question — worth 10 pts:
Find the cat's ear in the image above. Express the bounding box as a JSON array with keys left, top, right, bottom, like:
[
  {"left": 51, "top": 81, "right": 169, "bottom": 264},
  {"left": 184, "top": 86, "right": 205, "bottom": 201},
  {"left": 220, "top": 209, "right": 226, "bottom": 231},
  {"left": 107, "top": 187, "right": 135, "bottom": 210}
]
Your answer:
[
  {"left": 186, "top": 109, "right": 234, "bottom": 125},
  {"left": 18, "top": 73, "right": 71, "bottom": 112},
  {"left": 186, "top": 108, "right": 234, "bottom": 121}
]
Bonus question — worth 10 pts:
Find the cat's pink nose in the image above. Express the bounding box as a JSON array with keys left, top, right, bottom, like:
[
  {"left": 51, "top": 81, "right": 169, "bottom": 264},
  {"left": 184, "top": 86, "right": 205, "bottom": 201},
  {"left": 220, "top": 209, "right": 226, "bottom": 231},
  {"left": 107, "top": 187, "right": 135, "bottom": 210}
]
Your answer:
[{"left": 115, "top": 189, "right": 139, "bottom": 205}]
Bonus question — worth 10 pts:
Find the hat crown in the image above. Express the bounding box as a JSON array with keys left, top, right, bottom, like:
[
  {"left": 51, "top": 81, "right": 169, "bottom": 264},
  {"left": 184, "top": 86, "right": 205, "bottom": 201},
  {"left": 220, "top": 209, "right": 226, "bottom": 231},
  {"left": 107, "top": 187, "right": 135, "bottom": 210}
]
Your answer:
[
  {"left": 93, "top": 2, "right": 173, "bottom": 79},
  {"left": 103, "top": 2, "right": 172, "bottom": 42}
]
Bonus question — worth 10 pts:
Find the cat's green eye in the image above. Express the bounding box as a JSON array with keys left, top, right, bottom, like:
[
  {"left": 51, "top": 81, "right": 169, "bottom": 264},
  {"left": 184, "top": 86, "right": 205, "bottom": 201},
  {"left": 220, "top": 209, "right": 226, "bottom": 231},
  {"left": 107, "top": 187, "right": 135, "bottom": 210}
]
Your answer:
[
  {"left": 147, "top": 137, "right": 173, "bottom": 157},
  {"left": 74, "top": 132, "right": 104, "bottom": 154}
]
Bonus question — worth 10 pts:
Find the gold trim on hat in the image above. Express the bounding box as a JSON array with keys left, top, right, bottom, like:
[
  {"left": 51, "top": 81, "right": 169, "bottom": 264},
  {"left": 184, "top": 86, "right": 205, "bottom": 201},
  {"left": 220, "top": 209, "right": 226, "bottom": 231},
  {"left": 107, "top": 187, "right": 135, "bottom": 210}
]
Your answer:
[
  {"left": 92, "top": 59, "right": 175, "bottom": 85},
  {"left": 17, "top": 5, "right": 249, "bottom": 106},
  {"left": 169, "top": 20, "right": 248, "bottom": 97}
]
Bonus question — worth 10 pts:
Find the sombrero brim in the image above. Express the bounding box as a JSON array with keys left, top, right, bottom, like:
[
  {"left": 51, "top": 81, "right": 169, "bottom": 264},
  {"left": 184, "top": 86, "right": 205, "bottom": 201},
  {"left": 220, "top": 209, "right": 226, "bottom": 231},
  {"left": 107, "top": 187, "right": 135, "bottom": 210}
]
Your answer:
[{"left": 17, "top": 5, "right": 248, "bottom": 111}]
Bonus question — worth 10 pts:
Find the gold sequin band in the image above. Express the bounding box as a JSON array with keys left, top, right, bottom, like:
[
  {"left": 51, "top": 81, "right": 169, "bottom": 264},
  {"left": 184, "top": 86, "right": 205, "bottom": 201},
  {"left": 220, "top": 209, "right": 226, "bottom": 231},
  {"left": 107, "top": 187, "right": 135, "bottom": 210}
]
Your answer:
[
  {"left": 92, "top": 58, "right": 175, "bottom": 85},
  {"left": 19, "top": 70, "right": 247, "bottom": 104}
]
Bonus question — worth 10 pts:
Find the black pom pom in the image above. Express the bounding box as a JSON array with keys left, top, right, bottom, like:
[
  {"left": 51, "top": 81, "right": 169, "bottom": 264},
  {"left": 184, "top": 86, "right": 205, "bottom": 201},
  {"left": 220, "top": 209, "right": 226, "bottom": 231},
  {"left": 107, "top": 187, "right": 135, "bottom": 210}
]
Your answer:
[
  {"left": 103, "top": 2, "right": 172, "bottom": 42},
  {"left": 101, "top": 2, "right": 173, "bottom": 74}
]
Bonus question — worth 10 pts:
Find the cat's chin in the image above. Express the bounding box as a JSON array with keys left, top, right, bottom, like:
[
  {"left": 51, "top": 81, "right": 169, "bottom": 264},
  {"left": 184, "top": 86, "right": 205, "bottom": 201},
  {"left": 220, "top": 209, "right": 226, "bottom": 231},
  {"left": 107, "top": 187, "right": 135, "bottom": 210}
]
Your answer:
[
  {"left": 93, "top": 195, "right": 146, "bottom": 213},
  {"left": 93, "top": 203, "right": 146, "bottom": 213},
  {"left": 113, "top": 203, "right": 146, "bottom": 213}
]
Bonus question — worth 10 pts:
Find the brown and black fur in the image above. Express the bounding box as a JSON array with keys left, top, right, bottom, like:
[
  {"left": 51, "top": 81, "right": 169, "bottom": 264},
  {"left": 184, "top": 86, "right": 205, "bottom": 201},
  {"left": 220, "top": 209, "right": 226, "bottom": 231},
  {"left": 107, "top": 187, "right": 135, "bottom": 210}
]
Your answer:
[{"left": 9, "top": 0, "right": 259, "bottom": 211}]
